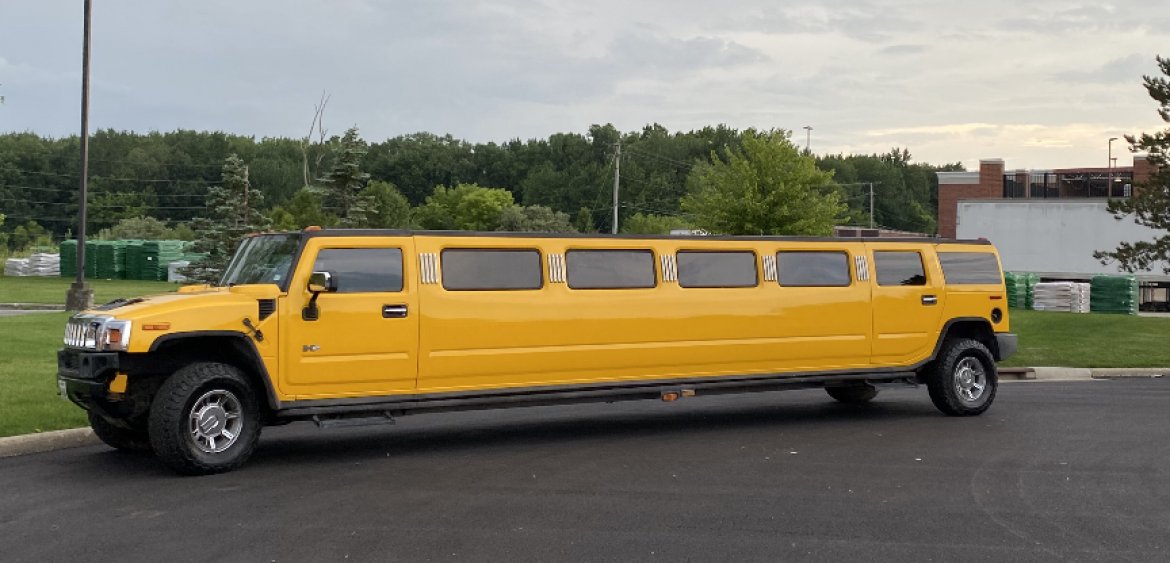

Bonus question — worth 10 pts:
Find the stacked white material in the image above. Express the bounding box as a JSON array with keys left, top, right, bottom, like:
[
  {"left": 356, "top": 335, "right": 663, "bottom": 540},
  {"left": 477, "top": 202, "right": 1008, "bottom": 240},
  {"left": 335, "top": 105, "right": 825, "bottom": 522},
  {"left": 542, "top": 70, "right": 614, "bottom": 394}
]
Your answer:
[
  {"left": 26, "top": 253, "right": 61, "bottom": 276},
  {"left": 1072, "top": 282, "right": 1091, "bottom": 313},
  {"left": 167, "top": 260, "right": 190, "bottom": 283},
  {"left": 1032, "top": 282, "right": 1081, "bottom": 312},
  {"left": 4, "top": 258, "right": 29, "bottom": 276}
]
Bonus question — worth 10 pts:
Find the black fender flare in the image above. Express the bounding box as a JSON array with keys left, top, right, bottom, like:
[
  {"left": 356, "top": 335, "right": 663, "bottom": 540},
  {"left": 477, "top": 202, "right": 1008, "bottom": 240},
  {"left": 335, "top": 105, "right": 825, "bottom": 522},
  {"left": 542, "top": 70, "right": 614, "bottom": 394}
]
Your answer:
[{"left": 147, "top": 331, "right": 282, "bottom": 411}]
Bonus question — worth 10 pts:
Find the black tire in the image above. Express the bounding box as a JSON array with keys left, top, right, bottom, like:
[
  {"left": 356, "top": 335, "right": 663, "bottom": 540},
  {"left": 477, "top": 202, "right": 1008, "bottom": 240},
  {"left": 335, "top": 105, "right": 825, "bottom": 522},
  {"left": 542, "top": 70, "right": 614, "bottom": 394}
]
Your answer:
[
  {"left": 825, "top": 384, "right": 878, "bottom": 404},
  {"left": 88, "top": 411, "right": 152, "bottom": 453},
  {"left": 148, "top": 362, "right": 262, "bottom": 475},
  {"left": 925, "top": 338, "right": 998, "bottom": 416}
]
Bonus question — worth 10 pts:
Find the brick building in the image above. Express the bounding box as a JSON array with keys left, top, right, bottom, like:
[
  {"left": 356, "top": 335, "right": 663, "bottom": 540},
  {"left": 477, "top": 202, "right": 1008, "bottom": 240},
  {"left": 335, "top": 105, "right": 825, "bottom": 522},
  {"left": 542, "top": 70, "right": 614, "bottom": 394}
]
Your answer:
[
  {"left": 937, "top": 156, "right": 1167, "bottom": 310},
  {"left": 937, "top": 156, "right": 1154, "bottom": 239}
]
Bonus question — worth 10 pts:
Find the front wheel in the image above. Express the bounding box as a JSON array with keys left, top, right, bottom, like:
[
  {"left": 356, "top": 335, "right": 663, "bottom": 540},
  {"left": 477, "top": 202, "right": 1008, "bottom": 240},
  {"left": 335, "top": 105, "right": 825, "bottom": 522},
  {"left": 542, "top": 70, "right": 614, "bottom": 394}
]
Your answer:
[
  {"left": 148, "top": 362, "right": 262, "bottom": 475},
  {"left": 925, "top": 338, "right": 998, "bottom": 416}
]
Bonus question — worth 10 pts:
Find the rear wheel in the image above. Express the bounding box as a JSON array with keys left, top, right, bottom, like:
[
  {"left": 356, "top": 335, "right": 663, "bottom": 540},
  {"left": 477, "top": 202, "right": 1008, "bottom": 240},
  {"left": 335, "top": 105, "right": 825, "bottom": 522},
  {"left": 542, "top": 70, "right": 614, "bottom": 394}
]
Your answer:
[
  {"left": 149, "top": 362, "right": 262, "bottom": 475},
  {"left": 825, "top": 384, "right": 878, "bottom": 404},
  {"left": 88, "top": 411, "right": 151, "bottom": 453},
  {"left": 926, "top": 338, "right": 997, "bottom": 416}
]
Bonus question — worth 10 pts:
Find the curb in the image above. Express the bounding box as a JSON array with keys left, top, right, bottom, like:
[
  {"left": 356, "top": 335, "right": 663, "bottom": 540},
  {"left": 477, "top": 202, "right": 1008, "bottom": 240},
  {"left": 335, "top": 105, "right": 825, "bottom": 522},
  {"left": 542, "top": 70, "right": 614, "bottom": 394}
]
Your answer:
[
  {"left": 1091, "top": 368, "right": 1166, "bottom": 379},
  {"left": 0, "top": 303, "right": 66, "bottom": 311},
  {"left": 0, "top": 428, "right": 98, "bottom": 458}
]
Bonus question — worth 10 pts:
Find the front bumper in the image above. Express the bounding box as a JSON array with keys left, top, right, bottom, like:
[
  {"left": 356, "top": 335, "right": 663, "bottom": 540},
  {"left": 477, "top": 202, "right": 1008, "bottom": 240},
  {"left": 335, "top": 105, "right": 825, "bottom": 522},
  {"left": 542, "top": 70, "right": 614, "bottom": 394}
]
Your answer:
[
  {"left": 995, "top": 333, "right": 1018, "bottom": 361},
  {"left": 57, "top": 348, "right": 119, "bottom": 409}
]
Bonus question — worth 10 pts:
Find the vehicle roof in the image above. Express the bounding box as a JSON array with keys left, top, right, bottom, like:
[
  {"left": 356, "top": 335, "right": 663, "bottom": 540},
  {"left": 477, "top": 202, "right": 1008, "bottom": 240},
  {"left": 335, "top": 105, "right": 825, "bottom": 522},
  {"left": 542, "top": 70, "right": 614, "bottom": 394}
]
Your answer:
[{"left": 286, "top": 229, "right": 992, "bottom": 246}]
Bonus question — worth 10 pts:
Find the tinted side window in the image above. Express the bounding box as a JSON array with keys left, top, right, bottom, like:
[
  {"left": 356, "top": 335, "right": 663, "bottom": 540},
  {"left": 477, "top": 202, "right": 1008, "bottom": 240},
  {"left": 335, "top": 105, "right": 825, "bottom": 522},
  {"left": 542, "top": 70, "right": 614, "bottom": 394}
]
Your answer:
[
  {"left": 874, "top": 251, "right": 927, "bottom": 286},
  {"left": 312, "top": 248, "right": 403, "bottom": 293},
  {"left": 441, "top": 249, "right": 542, "bottom": 290},
  {"left": 677, "top": 251, "right": 757, "bottom": 288},
  {"left": 776, "top": 251, "right": 851, "bottom": 287},
  {"left": 938, "top": 252, "right": 1002, "bottom": 284},
  {"left": 566, "top": 250, "right": 655, "bottom": 289}
]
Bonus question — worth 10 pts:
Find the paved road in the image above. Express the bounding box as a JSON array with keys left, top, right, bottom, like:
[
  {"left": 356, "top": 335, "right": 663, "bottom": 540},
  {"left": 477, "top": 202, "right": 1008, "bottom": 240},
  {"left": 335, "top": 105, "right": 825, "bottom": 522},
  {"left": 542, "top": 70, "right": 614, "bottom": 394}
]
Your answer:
[{"left": 2, "top": 379, "right": 1168, "bottom": 561}]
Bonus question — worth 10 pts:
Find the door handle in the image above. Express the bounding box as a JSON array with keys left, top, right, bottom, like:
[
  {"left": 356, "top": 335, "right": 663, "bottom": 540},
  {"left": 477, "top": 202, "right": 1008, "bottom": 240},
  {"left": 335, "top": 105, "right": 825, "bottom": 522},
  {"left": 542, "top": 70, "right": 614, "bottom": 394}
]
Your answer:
[
  {"left": 921, "top": 295, "right": 938, "bottom": 306},
  {"left": 382, "top": 304, "right": 408, "bottom": 318}
]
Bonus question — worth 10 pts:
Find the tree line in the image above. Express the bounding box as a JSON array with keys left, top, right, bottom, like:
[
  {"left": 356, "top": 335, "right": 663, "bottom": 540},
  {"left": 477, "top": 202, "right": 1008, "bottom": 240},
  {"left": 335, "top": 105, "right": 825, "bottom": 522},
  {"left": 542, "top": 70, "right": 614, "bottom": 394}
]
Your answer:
[{"left": 0, "top": 123, "right": 961, "bottom": 250}]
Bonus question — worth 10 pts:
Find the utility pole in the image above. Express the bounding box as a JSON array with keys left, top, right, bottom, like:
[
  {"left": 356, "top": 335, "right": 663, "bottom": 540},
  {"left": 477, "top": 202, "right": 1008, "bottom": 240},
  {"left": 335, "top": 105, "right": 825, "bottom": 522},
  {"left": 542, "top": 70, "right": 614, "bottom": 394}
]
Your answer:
[
  {"left": 66, "top": 0, "right": 94, "bottom": 311},
  {"left": 868, "top": 182, "right": 875, "bottom": 228},
  {"left": 1107, "top": 137, "right": 1117, "bottom": 198},
  {"left": 612, "top": 141, "right": 621, "bottom": 234},
  {"left": 802, "top": 125, "right": 813, "bottom": 154}
]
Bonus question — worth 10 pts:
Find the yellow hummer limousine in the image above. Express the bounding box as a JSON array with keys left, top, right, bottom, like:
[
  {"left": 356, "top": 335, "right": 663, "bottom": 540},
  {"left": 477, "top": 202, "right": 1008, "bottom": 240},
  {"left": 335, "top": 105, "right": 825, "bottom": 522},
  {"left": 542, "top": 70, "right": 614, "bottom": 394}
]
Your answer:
[{"left": 58, "top": 229, "right": 1016, "bottom": 474}]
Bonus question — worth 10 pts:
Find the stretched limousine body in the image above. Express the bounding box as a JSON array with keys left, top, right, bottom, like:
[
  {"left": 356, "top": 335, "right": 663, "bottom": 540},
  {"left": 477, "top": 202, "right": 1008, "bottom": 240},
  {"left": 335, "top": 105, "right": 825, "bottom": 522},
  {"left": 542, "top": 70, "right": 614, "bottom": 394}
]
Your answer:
[{"left": 58, "top": 229, "right": 1016, "bottom": 474}]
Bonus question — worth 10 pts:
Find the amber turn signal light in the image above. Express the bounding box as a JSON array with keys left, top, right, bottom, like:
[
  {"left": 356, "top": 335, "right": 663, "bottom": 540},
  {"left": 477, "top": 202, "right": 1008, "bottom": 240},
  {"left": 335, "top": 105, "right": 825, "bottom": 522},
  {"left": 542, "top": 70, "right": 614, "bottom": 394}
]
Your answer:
[{"left": 143, "top": 323, "right": 171, "bottom": 331}]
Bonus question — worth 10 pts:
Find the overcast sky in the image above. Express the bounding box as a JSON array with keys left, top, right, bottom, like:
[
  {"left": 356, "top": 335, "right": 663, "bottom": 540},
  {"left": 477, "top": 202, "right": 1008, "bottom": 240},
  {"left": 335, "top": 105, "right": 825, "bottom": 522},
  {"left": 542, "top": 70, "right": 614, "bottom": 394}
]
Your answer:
[{"left": 1, "top": 0, "right": 1167, "bottom": 170}]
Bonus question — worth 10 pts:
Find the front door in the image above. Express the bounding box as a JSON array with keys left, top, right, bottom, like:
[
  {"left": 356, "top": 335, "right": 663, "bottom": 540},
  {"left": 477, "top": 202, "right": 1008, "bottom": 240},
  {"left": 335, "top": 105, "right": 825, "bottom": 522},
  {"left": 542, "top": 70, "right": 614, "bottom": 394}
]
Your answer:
[
  {"left": 282, "top": 238, "right": 418, "bottom": 398},
  {"left": 869, "top": 245, "right": 944, "bottom": 366}
]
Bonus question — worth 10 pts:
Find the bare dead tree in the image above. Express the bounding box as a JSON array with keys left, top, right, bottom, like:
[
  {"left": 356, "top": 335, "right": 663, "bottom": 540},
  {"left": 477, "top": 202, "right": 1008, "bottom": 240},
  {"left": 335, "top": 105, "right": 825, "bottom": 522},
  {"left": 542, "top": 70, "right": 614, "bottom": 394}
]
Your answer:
[{"left": 300, "top": 91, "right": 330, "bottom": 187}]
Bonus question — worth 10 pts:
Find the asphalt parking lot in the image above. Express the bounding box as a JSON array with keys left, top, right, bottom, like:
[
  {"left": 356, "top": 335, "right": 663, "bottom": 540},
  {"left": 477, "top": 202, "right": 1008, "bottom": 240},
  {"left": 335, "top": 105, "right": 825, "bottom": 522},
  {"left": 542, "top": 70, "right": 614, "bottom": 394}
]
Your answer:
[{"left": 2, "top": 379, "right": 1167, "bottom": 561}]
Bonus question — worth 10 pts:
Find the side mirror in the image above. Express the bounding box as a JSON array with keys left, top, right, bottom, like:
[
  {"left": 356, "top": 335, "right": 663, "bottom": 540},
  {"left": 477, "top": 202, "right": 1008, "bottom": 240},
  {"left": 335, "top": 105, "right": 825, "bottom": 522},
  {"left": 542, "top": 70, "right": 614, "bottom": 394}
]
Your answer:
[
  {"left": 303, "top": 271, "right": 337, "bottom": 321},
  {"left": 308, "top": 271, "right": 337, "bottom": 294}
]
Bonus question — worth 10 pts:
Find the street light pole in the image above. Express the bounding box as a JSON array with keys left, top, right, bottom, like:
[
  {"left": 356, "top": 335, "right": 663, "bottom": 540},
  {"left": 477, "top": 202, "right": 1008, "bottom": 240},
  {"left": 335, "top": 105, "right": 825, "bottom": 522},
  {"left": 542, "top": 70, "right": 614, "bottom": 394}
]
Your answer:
[
  {"left": 66, "top": 0, "right": 94, "bottom": 311},
  {"left": 1107, "top": 137, "right": 1118, "bottom": 198},
  {"left": 802, "top": 126, "right": 813, "bottom": 154}
]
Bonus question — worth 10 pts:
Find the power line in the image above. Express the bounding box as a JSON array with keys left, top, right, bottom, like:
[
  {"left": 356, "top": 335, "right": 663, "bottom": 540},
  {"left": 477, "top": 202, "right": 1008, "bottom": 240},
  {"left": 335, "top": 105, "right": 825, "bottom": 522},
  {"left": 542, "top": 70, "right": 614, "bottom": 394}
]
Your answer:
[
  {"left": 0, "top": 183, "right": 208, "bottom": 198},
  {"left": 0, "top": 197, "right": 205, "bottom": 210},
  {"left": 623, "top": 147, "right": 699, "bottom": 170},
  {"left": 0, "top": 166, "right": 222, "bottom": 184}
]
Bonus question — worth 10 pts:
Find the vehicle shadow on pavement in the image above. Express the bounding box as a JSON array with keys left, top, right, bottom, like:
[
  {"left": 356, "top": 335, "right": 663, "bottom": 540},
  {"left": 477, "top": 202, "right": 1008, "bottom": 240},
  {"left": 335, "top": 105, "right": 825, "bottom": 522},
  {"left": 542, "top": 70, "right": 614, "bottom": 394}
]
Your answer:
[{"left": 247, "top": 392, "right": 941, "bottom": 470}]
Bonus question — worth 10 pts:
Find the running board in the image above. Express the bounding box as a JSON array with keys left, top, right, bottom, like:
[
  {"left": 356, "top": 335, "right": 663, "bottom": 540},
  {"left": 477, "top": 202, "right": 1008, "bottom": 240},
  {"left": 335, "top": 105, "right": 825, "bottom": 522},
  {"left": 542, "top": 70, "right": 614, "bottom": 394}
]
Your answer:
[{"left": 312, "top": 411, "right": 396, "bottom": 429}]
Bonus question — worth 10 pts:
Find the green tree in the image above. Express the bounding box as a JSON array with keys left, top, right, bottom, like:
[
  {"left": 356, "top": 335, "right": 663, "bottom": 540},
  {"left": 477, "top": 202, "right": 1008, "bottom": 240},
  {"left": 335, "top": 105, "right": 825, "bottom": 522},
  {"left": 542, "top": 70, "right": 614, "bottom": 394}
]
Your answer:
[
  {"left": 1096, "top": 56, "right": 1170, "bottom": 273},
  {"left": 575, "top": 207, "right": 594, "bottom": 233},
  {"left": 270, "top": 187, "right": 334, "bottom": 230},
  {"left": 97, "top": 216, "right": 175, "bottom": 240},
  {"left": 682, "top": 130, "right": 843, "bottom": 235},
  {"left": 620, "top": 212, "right": 691, "bottom": 235},
  {"left": 414, "top": 183, "right": 515, "bottom": 231},
  {"left": 187, "top": 154, "right": 270, "bottom": 283},
  {"left": 497, "top": 205, "right": 575, "bottom": 232},
  {"left": 360, "top": 181, "right": 413, "bottom": 229},
  {"left": 318, "top": 126, "right": 372, "bottom": 226}
]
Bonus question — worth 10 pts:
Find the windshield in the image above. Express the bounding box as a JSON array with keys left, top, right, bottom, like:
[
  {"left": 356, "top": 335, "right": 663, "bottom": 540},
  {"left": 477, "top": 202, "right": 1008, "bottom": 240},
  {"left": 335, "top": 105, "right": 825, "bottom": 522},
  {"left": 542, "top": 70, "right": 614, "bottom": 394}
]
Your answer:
[{"left": 219, "top": 234, "right": 300, "bottom": 288}]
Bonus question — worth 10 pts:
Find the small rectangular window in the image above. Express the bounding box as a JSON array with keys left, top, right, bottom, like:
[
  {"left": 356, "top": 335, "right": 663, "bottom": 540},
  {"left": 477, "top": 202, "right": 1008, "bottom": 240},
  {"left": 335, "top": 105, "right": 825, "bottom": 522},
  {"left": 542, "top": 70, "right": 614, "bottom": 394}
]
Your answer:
[
  {"left": 566, "top": 250, "right": 655, "bottom": 289},
  {"left": 776, "top": 251, "right": 851, "bottom": 287},
  {"left": 677, "top": 251, "right": 757, "bottom": 288},
  {"left": 938, "top": 252, "right": 1002, "bottom": 285},
  {"left": 874, "top": 251, "right": 927, "bottom": 286},
  {"left": 441, "top": 249, "right": 542, "bottom": 290},
  {"left": 312, "top": 248, "right": 403, "bottom": 293}
]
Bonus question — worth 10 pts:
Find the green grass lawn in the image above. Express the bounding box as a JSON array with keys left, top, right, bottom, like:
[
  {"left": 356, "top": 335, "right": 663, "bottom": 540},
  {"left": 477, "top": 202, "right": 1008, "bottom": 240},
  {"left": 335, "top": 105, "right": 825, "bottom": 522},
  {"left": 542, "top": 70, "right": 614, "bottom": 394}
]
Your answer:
[
  {"left": 0, "top": 312, "right": 87, "bottom": 437},
  {"left": 1000, "top": 309, "right": 1170, "bottom": 368},
  {"left": 1, "top": 307, "right": 1167, "bottom": 437},
  {"left": 0, "top": 276, "right": 177, "bottom": 305}
]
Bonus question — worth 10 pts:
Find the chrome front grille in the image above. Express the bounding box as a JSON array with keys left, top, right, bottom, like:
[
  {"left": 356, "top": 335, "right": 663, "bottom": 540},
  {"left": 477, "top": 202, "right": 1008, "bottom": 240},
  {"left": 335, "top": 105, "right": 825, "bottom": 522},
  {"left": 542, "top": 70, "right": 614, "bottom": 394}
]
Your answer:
[{"left": 63, "top": 316, "right": 102, "bottom": 349}]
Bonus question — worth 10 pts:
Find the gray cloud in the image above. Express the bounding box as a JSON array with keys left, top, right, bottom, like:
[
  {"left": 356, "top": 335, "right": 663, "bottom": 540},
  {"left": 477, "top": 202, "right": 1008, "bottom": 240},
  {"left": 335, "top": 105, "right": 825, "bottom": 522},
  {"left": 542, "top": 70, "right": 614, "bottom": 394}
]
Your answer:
[{"left": 0, "top": 0, "right": 1165, "bottom": 169}]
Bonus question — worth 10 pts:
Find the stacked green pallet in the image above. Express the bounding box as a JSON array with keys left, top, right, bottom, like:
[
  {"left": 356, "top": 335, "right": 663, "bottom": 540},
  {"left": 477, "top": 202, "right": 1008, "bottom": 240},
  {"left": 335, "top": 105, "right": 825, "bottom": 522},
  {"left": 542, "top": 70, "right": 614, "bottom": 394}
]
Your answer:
[
  {"left": 1004, "top": 272, "right": 1039, "bottom": 309},
  {"left": 139, "top": 240, "right": 187, "bottom": 281},
  {"left": 59, "top": 240, "right": 78, "bottom": 278},
  {"left": 93, "top": 241, "right": 130, "bottom": 279},
  {"left": 83, "top": 241, "right": 99, "bottom": 278},
  {"left": 1090, "top": 275, "right": 1139, "bottom": 315},
  {"left": 123, "top": 241, "right": 145, "bottom": 280}
]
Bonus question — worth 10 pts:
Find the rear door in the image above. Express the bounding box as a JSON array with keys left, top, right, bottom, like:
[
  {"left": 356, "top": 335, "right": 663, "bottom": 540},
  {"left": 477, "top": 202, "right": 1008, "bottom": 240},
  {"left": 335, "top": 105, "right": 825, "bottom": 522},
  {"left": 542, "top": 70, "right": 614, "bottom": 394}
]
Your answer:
[
  {"left": 282, "top": 237, "right": 419, "bottom": 398},
  {"left": 869, "top": 244, "right": 944, "bottom": 365}
]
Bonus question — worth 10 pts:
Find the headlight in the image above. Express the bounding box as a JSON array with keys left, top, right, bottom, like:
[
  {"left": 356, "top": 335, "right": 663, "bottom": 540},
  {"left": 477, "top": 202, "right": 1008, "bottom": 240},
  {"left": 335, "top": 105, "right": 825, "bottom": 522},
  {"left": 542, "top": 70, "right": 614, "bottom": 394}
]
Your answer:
[
  {"left": 64, "top": 315, "right": 132, "bottom": 351},
  {"left": 100, "top": 320, "right": 132, "bottom": 351}
]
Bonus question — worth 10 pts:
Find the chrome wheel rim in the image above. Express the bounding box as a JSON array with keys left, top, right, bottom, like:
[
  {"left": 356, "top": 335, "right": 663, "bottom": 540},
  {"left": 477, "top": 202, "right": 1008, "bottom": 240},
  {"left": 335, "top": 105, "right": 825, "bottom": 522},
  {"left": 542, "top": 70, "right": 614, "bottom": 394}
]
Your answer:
[
  {"left": 188, "top": 389, "right": 243, "bottom": 454},
  {"left": 954, "top": 357, "right": 987, "bottom": 403}
]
